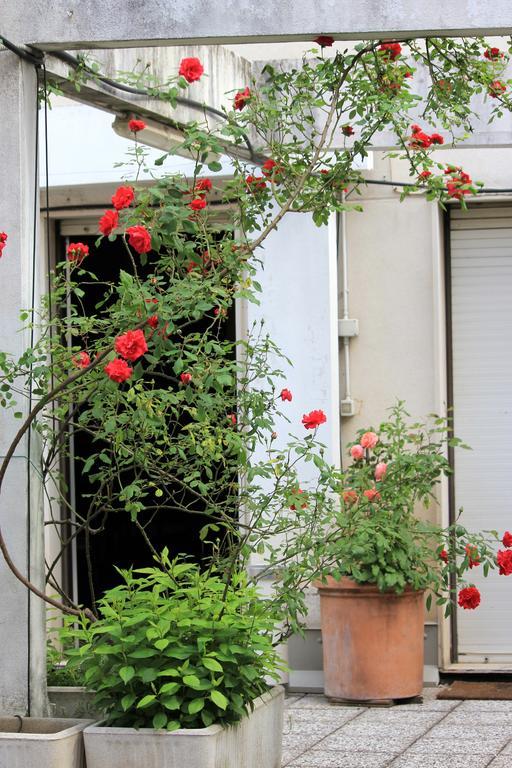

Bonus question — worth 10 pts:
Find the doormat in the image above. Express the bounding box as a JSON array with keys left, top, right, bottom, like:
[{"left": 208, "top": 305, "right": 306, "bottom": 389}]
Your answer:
[{"left": 438, "top": 681, "right": 512, "bottom": 700}]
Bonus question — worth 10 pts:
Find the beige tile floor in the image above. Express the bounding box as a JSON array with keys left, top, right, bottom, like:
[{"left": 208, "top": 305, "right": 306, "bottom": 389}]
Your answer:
[{"left": 282, "top": 689, "right": 512, "bottom": 768}]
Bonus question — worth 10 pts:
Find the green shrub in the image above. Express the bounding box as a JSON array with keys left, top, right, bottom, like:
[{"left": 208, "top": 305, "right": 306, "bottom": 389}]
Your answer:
[{"left": 62, "top": 556, "right": 284, "bottom": 730}]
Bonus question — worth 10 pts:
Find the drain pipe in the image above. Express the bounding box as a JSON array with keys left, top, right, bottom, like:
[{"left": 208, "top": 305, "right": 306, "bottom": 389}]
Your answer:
[{"left": 338, "top": 204, "right": 358, "bottom": 418}]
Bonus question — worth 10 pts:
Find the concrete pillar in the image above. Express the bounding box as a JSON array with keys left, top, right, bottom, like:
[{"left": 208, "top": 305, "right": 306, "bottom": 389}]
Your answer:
[{"left": 0, "top": 49, "right": 46, "bottom": 715}]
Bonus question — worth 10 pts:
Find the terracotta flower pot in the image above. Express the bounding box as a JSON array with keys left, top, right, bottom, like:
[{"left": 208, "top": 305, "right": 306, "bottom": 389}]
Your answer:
[{"left": 317, "top": 577, "right": 424, "bottom": 702}]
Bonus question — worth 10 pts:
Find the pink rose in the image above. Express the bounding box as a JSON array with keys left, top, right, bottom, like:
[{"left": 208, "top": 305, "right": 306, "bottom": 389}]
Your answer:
[
  {"left": 350, "top": 445, "right": 364, "bottom": 460},
  {"left": 375, "top": 462, "right": 387, "bottom": 481},
  {"left": 360, "top": 431, "right": 378, "bottom": 449}
]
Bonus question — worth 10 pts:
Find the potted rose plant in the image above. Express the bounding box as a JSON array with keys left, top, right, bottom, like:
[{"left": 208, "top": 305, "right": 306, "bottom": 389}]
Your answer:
[{"left": 316, "top": 402, "right": 509, "bottom": 703}]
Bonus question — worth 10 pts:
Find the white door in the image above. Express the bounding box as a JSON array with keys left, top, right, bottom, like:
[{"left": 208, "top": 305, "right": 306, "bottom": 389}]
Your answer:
[{"left": 451, "top": 204, "right": 512, "bottom": 664}]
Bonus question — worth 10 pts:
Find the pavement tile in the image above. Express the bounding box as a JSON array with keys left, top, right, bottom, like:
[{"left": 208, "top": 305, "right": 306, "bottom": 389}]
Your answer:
[
  {"left": 442, "top": 709, "right": 512, "bottom": 726},
  {"left": 286, "top": 695, "right": 306, "bottom": 707},
  {"left": 282, "top": 708, "right": 363, "bottom": 735},
  {"left": 355, "top": 709, "right": 445, "bottom": 727},
  {"left": 488, "top": 758, "right": 512, "bottom": 768},
  {"left": 286, "top": 750, "right": 396, "bottom": 768},
  {"left": 317, "top": 730, "right": 417, "bottom": 755},
  {"left": 390, "top": 753, "right": 495, "bottom": 768},
  {"left": 393, "top": 699, "right": 461, "bottom": 712},
  {"left": 291, "top": 695, "right": 364, "bottom": 710},
  {"left": 498, "top": 739, "right": 512, "bottom": 754},
  {"left": 406, "top": 728, "right": 511, "bottom": 756},
  {"left": 457, "top": 700, "right": 512, "bottom": 712}
]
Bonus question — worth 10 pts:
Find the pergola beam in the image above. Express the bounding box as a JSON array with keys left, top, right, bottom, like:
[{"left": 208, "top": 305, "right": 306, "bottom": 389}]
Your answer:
[{"left": 2, "top": 1, "right": 512, "bottom": 51}]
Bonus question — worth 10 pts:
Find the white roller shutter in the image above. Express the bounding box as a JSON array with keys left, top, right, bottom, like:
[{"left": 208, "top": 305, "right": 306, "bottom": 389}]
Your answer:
[{"left": 451, "top": 205, "right": 512, "bottom": 663}]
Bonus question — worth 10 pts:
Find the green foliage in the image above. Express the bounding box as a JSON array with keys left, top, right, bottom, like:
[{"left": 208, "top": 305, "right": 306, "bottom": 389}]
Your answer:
[{"left": 62, "top": 557, "right": 284, "bottom": 729}]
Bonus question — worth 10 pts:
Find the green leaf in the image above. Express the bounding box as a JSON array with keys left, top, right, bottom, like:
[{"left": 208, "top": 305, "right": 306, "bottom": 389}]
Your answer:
[
  {"left": 183, "top": 674, "right": 202, "bottom": 689},
  {"left": 137, "top": 694, "right": 157, "bottom": 709},
  {"left": 121, "top": 693, "right": 136, "bottom": 711},
  {"left": 210, "top": 690, "right": 228, "bottom": 710},
  {"left": 188, "top": 697, "right": 205, "bottom": 714},
  {"left": 119, "top": 665, "right": 135, "bottom": 684},
  {"left": 202, "top": 657, "right": 223, "bottom": 673},
  {"left": 153, "top": 712, "right": 167, "bottom": 729}
]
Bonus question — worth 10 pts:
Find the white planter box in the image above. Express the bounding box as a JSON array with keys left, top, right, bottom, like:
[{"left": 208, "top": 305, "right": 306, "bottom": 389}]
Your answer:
[
  {"left": 0, "top": 717, "right": 93, "bottom": 768},
  {"left": 84, "top": 685, "right": 284, "bottom": 768},
  {"left": 48, "top": 686, "right": 100, "bottom": 719}
]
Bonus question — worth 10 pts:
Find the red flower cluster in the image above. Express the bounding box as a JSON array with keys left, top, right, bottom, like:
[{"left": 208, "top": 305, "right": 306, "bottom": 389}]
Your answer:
[
  {"left": 409, "top": 124, "right": 445, "bottom": 149},
  {"left": 126, "top": 225, "right": 152, "bottom": 254},
  {"left": 343, "top": 490, "right": 358, "bottom": 505},
  {"left": 262, "top": 159, "right": 284, "bottom": 181},
  {"left": 465, "top": 544, "right": 480, "bottom": 569},
  {"left": 0, "top": 231, "right": 7, "bottom": 257},
  {"left": 112, "top": 186, "right": 134, "bottom": 210},
  {"left": 502, "top": 531, "right": 512, "bottom": 548},
  {"left": 418, "top": 170, "right": 432, "bottom": 181},
  {"left": 128, "top": 118, "right": 146, "bottom": 133},
  {"left": 497, "top": 549, "right": 512, "bottom": 576},
  {"left": 439, "top": 549, "right": 449, "bottom": 563},
  {"left": 179, "top": 57, "right": 204, "bottom": 83},
  {"left": 342, "top": 124, "right": 355, "bottom": 137},
  {"left": 314, "top": 35, "right": 334, "bottom": 48},
  {"left": 458, "top": 586, "right": 480, "bottom": 610},
  {"left": 66, "top": 242, "right": 89, "bottom": 265},
  {"left": 489, "top": 80, "right": 506, "bottom": 98},
  {"left": 195, "top": 178, "right": 212, "bottom": 193},
  {"left": 484, "top": 47, "right": 503, "bottom": 61},
  {"left": 73, "top": 350, "right": 91, "bottom": 368},
  {"left": 280, "top": 388, "right": 292, "bottom": 402},
  {"left": 379, "top": 42, "right": 402, "bottom": 60},
  {"left": 363, "top": 488, "right": 381, "bottom": 502},
  {"left": 234, "top": 87, "right": 251, "bottom": 111},
  {"left": 104, "top": 358, "right": 133, "bottom": 383},
  {"left": 445, "top": 166, "right": 473, "bottom": 200},
  {"left": 245, "top": 175, "right": 267, "bottom": 191},
  {"left": 98, "top": 210, "right": 119, "bottom": 236},
  {"left": 180, "top": 372, "right": 192, "bottom": 385},
  {"left": 302, "top": 409, "right": 327, "bottom": 429},
  {"left": 114, "top": 329, "right": 148, "bottom": 361}
]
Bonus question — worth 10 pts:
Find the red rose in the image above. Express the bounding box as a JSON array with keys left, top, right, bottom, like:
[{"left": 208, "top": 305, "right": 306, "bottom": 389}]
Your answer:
[
  {"left": 112, "top": 186, "right": 134, "bottom": 210},
  {"left": 342, "top": 124, "right": 355, "bottom": 136},
  {"left": 262, "top": 159, "right": 284, "bottom": 181},
  {"left": 179, "top": 57, "right": 204, "bottom": 83},
  {"left": 350, "top": 444, "right": 364, "bottom": 460},
  {"left": 489, "top": 80, "right": 506, "bottom": 98},
  {"left": 363, "top": 488, "right": 381, "bottom": 502},
  {"left": 126, "top": 225, "right": 152, "bottom": 254},
  {"left": 439, "top": 549, "right": 449, "bottom": 563},
  {"left": 343, "top": 490, "right": 358, "bottom": 505},
  {"left": 189, "top": 197, "right": 207, "bottom": 211},
  {"left": 114, "top": 329, "right": 148, "bottom": 361},
  {"left": 302, "top": 409, "right": 327, "bottom": 429},
  {"left": 379, "top": 42, "right": 402, "bottom": 60},
  {"left": 314, "top": 35, "right": 335, "bottom": 48},
  {"left": 497, "top": 549, "right": 512, "bottom": 576},
  {"left": 66, "top": 242, "right": 89, "bottom": 265},
  {"left": 147, "top": 315, "right": 159, "bottom": 329},
  {"left": 128, "top": 118, "right": 146, "bottom": 133},
  {"left": 180, "top": 372, "right": 192, "bottom": 384},
  {"left": 104, "top": 358, "right": 133, "bottom": 383},
  {"left": 245, "top": 175, "right": 267, "bottom": 191},
  {"left": 0, "top": 231, "right": 7, "bottom": 257},
  {"left": 458, "top": 586, "right": 480, "bottom": 610},
  {"left": 280, "top": 388, "right": 292, "bottom": 402},
  {"left": 98, "top": 210, "right": 119, "bottom": 236},
  {"left": 430, "top": 133, "right": 444, "bottom": 145},
  {"left": 234, "top": 87, "right": 251, "bottom": 111},
  {"left": 484, "top": 47, "right": 502, "bottom": 61},
  {"left": 502, "top": 531, "right": 512, "bottom": 548},
  {"left": 465, "top": 544, "right": 480, "bottom": 569},
  {"left": 72, "top": 351, "right": 91, "bottom": 368},
  {"left": 195, "top": 178, "right": 212, "bottom": 193}
]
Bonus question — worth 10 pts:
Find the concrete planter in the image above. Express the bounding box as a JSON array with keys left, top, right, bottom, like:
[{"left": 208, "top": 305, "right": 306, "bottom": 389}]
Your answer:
[
  {"left": 0, "top": 716, "right": 93, "bottom": 768},
  {"left": 84, "top": 685, "right": 284, "bottom": 768},
  {"left": 48, "top": 686, "right": 101, "bottom": 719}
]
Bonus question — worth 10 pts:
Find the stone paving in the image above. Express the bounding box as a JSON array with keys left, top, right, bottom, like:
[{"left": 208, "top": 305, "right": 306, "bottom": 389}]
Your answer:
[{"left": 282, "top": 688, "right": 512, "bottom": 768}]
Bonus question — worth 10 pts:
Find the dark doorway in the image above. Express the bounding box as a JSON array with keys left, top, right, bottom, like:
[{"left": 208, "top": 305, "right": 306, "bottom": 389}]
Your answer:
[{"left": 57, "top": 224, "right": 236, "bottom": 607}]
